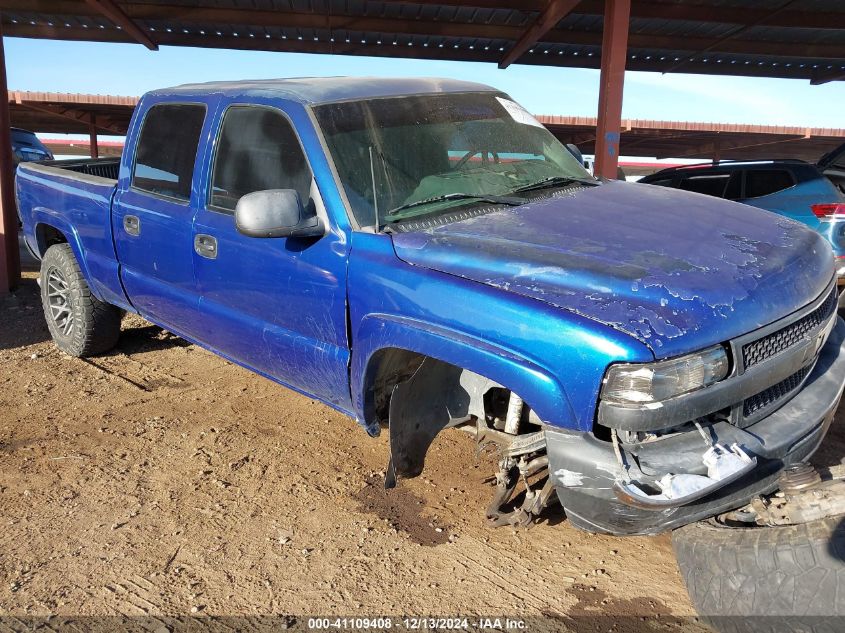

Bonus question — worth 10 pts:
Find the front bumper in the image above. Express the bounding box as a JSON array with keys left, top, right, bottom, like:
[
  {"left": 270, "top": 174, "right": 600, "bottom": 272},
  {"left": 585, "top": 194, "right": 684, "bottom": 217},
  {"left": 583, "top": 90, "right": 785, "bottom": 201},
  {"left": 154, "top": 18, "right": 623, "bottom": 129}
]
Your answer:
[{"left": 547, "top": 317, "right": 845, "bottom": 536}]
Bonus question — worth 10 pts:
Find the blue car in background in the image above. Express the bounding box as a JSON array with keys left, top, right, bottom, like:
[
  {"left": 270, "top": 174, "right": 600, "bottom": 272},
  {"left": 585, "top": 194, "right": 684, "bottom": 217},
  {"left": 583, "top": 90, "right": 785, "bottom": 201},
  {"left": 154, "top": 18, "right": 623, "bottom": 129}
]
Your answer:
[
  {"left": 640, "top": 147, "right": 845, "bottom": 293},
  {"left": 11, "top": 127, "right": 52, "bottom": 164},
  {"left": 11, "top": 128, "right": 53, "bottom": 225}
]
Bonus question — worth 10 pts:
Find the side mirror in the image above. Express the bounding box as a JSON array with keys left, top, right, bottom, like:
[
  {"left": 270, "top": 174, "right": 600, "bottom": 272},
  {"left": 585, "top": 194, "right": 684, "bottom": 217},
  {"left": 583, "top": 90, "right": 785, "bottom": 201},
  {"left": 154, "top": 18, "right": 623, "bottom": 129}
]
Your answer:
[{"left": 235, "top": 189, "right": 324, "bottom": 238}]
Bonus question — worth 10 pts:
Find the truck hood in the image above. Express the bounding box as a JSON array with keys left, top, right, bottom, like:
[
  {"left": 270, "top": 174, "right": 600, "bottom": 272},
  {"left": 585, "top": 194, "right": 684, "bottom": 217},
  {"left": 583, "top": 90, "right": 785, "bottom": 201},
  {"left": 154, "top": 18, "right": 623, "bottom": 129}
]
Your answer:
[{"left": 390, "top": 181, "right": 834, "bottom": 358}]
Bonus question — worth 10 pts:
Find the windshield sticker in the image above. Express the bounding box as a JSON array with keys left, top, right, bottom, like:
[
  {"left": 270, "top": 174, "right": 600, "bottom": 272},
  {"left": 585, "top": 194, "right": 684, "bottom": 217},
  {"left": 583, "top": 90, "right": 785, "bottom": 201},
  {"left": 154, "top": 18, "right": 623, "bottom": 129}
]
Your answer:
[{"left": 496, "top": 97, "right": 545, "bottom": 129}]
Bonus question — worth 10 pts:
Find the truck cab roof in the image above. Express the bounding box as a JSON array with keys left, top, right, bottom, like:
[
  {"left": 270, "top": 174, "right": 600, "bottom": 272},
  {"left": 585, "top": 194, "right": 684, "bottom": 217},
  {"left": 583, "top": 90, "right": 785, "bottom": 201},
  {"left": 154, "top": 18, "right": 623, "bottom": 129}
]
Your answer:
[{"left": 148, "top": 76, "right": 498, "bottom": 105}]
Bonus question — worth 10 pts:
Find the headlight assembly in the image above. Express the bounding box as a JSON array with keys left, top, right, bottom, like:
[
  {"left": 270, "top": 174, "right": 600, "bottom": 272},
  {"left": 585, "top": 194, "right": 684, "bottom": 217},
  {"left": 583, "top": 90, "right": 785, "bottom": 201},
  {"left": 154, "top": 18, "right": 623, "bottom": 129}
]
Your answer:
[{"left": 601, "top": 346, "right": 729, "bottom": 405}]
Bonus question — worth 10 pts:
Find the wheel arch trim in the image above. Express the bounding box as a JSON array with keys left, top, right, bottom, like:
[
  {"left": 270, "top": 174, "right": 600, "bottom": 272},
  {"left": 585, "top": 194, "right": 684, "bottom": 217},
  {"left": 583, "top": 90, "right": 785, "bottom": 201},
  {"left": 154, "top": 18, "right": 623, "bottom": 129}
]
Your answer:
[
  {"left": 31, "top": 213, "right": 103, "bottom": 302},
  {"left": 351, "top": 313, "right": 578, "bottom": 433}
]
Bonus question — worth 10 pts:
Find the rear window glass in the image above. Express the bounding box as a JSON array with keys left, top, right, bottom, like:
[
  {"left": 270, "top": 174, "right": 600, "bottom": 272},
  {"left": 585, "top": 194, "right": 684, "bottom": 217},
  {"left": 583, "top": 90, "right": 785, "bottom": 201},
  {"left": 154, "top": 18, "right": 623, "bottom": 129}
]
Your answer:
[
  {"left": 744, "top": 169, "right": 794, "bottom": 199},
  {"left": 132, "top": 104, "right": 206, "bottom": 202},
  {"left": 679, "top": 174, "right": 730, "bottom": 197},
  {"left": 646, "top": 178, "right": 674, "bottom": 187}
]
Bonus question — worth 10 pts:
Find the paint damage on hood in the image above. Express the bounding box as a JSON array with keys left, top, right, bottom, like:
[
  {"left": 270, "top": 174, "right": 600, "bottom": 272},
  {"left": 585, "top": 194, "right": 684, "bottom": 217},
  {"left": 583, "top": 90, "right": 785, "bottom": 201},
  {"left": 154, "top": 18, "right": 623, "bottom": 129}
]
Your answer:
[{"left": 390, "top": 181, "right": 834, "bottom": 358}]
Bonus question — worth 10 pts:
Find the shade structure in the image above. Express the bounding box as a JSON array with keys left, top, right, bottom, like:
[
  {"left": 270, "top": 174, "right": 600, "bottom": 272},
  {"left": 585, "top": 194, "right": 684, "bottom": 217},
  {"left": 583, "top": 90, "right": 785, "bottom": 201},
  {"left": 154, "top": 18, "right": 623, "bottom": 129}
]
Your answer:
[{"left": 1, "top": 0, "right": 844, "bottom": 292}]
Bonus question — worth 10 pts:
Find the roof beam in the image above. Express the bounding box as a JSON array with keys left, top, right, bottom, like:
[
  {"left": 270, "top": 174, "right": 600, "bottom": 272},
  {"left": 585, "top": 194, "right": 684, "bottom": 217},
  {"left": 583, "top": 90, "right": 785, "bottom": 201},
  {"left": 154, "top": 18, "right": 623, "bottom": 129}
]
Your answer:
[
  {"left": 380, "top": 0, "right": 845, "bottom": 30},
  {"left": 17, "top": 101, "right": 127, "bottom": 134},
  {"left": 620, "top": 131, "right": 709, "bottom": 151},
  {"left": 84, "top": 0, "right": 157, "bottom": 50},
  {"left": 659, "top": 134, "right": 810, "bottom": 160},
  {"left": 499, "top": 0, "right": 582, "bottom": 69},
  {"left": 4, "top": 20, "right": 845, "bottom": 77},
  {"left": 663, "top": 0, "right": 799, "bottom": 75},
  {"left": 381, "top": 0, "right": 546, "bottom": 10},
  {"left": 586, "top": 0, "right": 844, "bottom": 30},
  {"left": 811, "top": 68, "right": 845, "bottom": 85},
  {"left": 2, "top": 2, "right": 844, "bottom": 60},
  {"left": 4, "top": 0, "right": 844, "bottom": 31}
]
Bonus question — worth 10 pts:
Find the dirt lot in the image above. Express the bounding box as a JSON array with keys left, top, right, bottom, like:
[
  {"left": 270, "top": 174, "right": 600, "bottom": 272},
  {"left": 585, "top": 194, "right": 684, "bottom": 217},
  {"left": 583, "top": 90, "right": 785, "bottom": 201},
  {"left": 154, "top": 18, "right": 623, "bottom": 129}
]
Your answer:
[{"left": 2, "top": 267, "right": 845, "bottom": 631}]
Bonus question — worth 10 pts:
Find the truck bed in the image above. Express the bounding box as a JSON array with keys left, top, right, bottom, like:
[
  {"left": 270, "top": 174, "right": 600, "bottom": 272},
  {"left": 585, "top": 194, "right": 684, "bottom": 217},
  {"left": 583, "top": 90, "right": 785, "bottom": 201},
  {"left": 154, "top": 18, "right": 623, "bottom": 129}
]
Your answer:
[
  {"left": 34, "top": 157, "right": 120, "bottom": 181},
  {"left": 16, "top": 157, "right": 128, "bottom": 309}
]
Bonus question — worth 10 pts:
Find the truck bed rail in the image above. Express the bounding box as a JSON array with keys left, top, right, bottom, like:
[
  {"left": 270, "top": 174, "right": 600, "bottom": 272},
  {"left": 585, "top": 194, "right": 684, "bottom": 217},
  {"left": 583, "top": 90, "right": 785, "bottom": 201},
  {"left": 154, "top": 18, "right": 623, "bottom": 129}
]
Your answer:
[{"left": 38, "top": 157, "right": 120, "bottom": 181}]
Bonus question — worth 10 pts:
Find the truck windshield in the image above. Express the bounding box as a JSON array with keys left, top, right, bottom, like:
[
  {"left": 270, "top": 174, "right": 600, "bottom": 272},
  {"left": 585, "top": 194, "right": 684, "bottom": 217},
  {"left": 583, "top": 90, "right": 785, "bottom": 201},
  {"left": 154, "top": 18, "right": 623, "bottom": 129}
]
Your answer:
[{"left": 313, "top": 92, "right": 594, "bottom": 230}]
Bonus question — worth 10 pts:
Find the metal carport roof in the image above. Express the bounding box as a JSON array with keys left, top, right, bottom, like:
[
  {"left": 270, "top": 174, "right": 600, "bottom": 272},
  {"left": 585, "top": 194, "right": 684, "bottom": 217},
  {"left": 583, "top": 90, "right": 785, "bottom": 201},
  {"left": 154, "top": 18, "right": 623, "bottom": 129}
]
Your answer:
[
  {"left": 9, "top": 90, "right": 136, "bottom": 135},
  {"left": 2, "top": 0, "right": 845, "bottom": 293},
  {"left": 1, "top": 1, "right": 844, "bottom": 83},
  {"left": 539, "top": 115, "right": 845, "bottom": 162},
  {"left": 9, "top": 91, "right": 845, "bottom": 165}
]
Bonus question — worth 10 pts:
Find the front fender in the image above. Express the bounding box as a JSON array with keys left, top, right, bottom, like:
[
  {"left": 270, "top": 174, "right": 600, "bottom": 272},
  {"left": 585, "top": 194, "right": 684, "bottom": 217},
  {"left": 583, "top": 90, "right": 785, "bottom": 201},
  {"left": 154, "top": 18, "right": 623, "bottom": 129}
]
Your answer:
[
  {"left": 351, "top": 313, "right": 576, "bottom": 432},
  {"left": 347, "top": 232, "right": 653, "bottom": 435}
]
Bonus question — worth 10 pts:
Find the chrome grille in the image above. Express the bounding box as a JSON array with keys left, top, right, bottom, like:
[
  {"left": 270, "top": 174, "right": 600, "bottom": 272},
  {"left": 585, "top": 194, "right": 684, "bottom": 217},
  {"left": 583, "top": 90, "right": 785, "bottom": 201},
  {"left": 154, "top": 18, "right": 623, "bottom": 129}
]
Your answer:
[
  {"left": 742, "top": 288, "right": 837, "bottom": 369},
  {"left": 743, "top": 364, "right": 813, "bottom": 417}
]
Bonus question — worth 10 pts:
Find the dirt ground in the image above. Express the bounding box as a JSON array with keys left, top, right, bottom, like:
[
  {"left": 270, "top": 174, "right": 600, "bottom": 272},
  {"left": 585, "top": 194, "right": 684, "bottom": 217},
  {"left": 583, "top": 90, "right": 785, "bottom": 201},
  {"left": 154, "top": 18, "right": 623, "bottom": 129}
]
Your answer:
[{"left": 2, "top": 266, "right": 845, "bottom": 632}]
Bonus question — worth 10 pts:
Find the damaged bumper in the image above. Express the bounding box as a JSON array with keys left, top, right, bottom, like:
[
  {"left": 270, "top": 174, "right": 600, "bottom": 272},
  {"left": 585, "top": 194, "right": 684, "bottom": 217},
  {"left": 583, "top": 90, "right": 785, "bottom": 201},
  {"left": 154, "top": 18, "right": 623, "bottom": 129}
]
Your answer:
[{"left": 547, "top": 316, "right": 845, "bottom": 536}]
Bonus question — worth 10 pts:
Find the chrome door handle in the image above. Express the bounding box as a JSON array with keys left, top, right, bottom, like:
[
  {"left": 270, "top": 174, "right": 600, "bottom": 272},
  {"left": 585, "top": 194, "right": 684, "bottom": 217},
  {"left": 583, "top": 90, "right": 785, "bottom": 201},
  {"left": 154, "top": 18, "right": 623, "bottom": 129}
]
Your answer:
[
  {"left": 123, "top": 215, "right": 140, "bottom": 236},
  {"left": 194, "top": 234, "right": 218, "bottom": 259}
]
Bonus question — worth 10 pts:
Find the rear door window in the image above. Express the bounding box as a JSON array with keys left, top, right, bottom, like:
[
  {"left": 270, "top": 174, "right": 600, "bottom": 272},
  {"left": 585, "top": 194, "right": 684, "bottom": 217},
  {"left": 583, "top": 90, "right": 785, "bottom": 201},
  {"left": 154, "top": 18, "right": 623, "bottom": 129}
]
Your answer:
[
  {"left": 744, "top": 169, "right": 795, "bottom": 199},
  {"left": 679, "top": 174, "right": 731, "bottom": 198},
  {"left": 132, "top": 103, "right": 206, "bottom": 202}
]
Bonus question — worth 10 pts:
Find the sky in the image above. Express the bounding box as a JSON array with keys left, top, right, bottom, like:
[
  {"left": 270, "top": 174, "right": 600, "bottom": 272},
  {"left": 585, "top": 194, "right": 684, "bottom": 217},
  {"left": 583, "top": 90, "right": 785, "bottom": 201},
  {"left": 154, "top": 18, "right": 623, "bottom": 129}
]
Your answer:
[{"left": 6, "top": 37, "right": 845, "bottom": 130}]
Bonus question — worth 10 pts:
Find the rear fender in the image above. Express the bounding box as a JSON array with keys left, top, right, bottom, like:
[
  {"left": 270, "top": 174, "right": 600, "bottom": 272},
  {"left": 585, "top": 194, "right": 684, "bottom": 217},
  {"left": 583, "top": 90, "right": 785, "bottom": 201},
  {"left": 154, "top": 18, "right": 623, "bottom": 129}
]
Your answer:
[
  {"left": 30, "top": 210, "right": 132, "bottom": 310},
  {"left": 31, "top": 214, "right": 97, "bottom": 295}
]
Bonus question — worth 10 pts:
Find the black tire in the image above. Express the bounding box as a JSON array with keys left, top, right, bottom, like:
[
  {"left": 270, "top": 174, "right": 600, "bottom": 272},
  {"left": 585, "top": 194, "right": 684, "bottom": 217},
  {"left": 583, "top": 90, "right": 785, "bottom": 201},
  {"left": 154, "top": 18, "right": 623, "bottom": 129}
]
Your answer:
[
  {"left": 40, "top": 243, "right": 122, "bottom": 357},
  {"left": 672, "top": 515, "right": 845, "bottom": 633}
]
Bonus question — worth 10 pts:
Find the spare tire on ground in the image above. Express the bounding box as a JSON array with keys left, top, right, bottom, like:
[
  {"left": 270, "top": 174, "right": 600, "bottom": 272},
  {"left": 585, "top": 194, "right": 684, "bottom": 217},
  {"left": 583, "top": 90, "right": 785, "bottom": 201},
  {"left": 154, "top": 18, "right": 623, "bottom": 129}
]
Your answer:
[{"left": 672, "top": 514, "right": 845, "bottom": 633}]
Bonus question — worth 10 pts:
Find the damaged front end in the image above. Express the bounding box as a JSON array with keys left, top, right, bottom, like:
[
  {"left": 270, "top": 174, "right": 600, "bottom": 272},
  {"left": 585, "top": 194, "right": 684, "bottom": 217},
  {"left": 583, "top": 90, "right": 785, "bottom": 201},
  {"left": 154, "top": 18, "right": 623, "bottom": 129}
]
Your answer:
[
  {"left": 613, "top": 441, "right": 757, "bottom": 509},
  {"left": 548, "top": 282, "right": 845, "bottom": 535},
  {"left": 382, "top": 282, "right": 845, "bottom": 536}
]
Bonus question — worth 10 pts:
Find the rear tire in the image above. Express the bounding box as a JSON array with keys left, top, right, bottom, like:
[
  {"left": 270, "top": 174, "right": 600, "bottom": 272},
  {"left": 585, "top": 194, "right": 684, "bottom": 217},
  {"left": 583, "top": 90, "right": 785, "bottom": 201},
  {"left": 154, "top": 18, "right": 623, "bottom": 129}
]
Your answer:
[
  {"left": 40, "top": 243, "right": 122, "bottom": 357},
  {"left": 672, "top": 515, "right": 845, "bottom": 633}
]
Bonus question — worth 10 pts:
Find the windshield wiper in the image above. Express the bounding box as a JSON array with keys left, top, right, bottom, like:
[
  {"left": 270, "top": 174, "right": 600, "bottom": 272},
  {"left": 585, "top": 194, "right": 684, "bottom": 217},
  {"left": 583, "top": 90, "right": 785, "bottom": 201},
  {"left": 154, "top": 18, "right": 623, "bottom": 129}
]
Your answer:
[
  {"left": 509, "top": 175, "right": 600, "bottom": 195},
  {"left": 385, "top": 192, "right": 527, "bottom": 220}
]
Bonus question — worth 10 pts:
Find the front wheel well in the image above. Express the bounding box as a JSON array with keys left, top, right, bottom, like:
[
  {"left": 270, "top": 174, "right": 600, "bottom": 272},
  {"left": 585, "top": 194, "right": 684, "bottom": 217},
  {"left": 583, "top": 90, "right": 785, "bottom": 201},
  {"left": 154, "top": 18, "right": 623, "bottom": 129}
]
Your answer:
[
  {"left": 363, "top": 347, "right": 427, "bottom": 429},
  {"left": 363, "top": 347, "right": 543, "bottom": 432},
  {"left": 367, "top": 349, "right": 554, "bottom": 525}
]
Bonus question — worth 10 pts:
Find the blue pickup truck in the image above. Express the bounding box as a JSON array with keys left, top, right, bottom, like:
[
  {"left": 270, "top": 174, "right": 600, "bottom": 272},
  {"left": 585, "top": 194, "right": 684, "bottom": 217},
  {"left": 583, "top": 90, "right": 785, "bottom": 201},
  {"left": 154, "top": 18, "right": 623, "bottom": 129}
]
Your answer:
[{"left": 15, "top": 78, "right": 845, "bottom": 543}]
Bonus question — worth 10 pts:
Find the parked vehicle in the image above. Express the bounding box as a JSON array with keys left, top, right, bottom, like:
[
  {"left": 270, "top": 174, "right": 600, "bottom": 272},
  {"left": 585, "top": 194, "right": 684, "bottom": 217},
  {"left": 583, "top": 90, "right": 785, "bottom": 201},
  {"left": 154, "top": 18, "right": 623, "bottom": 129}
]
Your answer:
[
  {"left": 11, "top": 128, "right": 53, "bottom": 226},
  {"left": 11, "top": 127, "right": 53, "bottom": 165},
  {"left": 15, "top": 78, "right": 845, "bottom": 625},
  {"left": 640, "top": 154, "right": 845, "bottom": 297}
]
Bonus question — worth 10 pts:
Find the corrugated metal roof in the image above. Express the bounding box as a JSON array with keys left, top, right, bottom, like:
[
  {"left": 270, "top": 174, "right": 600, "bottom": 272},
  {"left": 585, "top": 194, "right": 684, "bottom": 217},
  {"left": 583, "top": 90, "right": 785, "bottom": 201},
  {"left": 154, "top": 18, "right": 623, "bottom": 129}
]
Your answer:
[
  {"left": 538, "top": 114, "right": 845, "bottom": 162},
  {"left": 0, "top": 1, "right": 842, "bottom": 82},
  {"left": 8, "top": 90, "right": 137, "bottom": 134}
]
